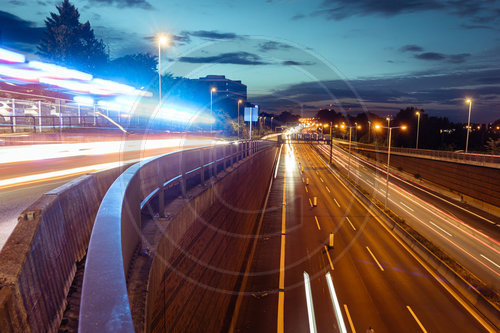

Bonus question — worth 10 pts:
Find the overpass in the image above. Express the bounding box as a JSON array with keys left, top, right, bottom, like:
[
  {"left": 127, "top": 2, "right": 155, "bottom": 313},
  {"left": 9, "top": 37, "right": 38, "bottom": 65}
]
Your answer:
[{"left": 0, "top": 138, "right": 498, "bottom": 332}]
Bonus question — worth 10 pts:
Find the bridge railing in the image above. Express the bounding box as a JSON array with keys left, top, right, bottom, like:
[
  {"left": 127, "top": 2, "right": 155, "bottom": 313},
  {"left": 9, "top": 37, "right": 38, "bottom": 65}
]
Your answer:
[{"left": 79, "top": 140, "right": 273, "bottom": 332}]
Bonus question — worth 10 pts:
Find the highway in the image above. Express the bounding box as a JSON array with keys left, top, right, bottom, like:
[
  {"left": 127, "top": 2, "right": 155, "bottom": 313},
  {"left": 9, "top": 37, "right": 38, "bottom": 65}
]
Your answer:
[
  {"left": 0, "top": 132, "right": 216, "bottom": 249},
  {"left": 231, "top": 142, "right": 493, "bottom": 332},
  {"left": 314, "top": 141, "right": 500, "bottom": 289}
]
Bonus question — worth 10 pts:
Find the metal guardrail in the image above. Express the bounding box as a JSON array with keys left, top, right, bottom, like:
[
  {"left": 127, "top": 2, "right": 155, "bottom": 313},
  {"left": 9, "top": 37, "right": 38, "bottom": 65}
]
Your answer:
[{"left": 79, "top": 140, "right": 273, "bottom": 332}]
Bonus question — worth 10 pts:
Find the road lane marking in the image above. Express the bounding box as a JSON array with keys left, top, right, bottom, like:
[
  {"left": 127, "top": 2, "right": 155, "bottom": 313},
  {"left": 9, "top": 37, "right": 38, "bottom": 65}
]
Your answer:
[
  {"left": 346, "top": 217, "right": 356, "bottom": 231},
  {"left": 304, "top": 272, "right": 318, "bottom": 333},
  {"left": 480, "top": 254, "right": 500, "bottom": 270},
  {"left": 320, "top": 177, "right": 324, "bottom": 182},
  {"left": 309, "top": 198, "right": 313, "bottom": 207},
  {"left": 334, "top": 198, "right": 341, "bottom": 207},
  {"left": 315, "top": 216, "right": 321, "bottom": 230},
  {"left": 278, "top": 177, "right": 286, "bottom": 333},
  {"left": 324, "top": 245, "right": 334, "bottom": 270},
  {"left": 366, "top": 246, "right": 384, "bottom": 271},
  {"left": 302, "top": 177, "right": 305, "bottom": 183},
  {"left": 399, "top": 201, "right": 415, "bottom": 212},
  {"left": 407, "top": 306, "right": 427, "bottom": 333},
  {"left": 429, "top": 221, "right": 452, "bottom": 237},
  {"left": 305, "top": 186, "right": 309, "bottom": 193},
  {"left": 326, "top": 186, "right": 330, "bottom": 193},
  {"left": 326, "top": 273, "right": 347, "bottom": 333},
  {"left": 343, "top": 304, "right": 356, "bottom": 333},
  {"left": 316, "top": 170, "right": 319, "bottom": 175}
]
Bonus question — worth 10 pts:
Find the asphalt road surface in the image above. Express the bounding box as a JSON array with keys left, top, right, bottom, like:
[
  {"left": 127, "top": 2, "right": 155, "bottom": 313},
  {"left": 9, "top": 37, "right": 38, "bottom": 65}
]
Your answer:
[{"left": 231, "top": 142, "right": 494, "bottom": 332}]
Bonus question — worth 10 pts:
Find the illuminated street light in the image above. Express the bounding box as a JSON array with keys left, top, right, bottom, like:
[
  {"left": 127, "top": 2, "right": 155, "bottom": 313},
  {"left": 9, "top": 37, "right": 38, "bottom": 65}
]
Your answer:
[
  {"left": 345, "top": 123, "right": 361, "bottom": 179},
  {"left": 465, "top": 98, "right": 472, "bottom": 153},
  {"left": 237, "top": 99, "right": 242, "bottom": 139},
  {"left": 376, "top": 124, "right": 407, "bottom": 209},
  {"left": 415, "top": 111, "right": 421, "bottom": 149},
  {"left": 210, "top": 87, "right": 216, "bottom": 134},
  {"left": 157, "top": 34, "right": 169, "bottom": 107}
]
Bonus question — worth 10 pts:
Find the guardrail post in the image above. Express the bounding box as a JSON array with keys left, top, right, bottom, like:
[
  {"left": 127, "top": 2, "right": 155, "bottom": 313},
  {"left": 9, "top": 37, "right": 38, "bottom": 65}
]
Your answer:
[
  {"left": 12, "top": 99, "right": 16, "bottom": 133},
  {"left": 38, "top": 101, "right": 42, "bottom": 131},
  {"left": 222, "top": 145, "right": 226, "bottom": 172},
  {"left": 31, "top": 116, "right": 36, "bottom": 133}
]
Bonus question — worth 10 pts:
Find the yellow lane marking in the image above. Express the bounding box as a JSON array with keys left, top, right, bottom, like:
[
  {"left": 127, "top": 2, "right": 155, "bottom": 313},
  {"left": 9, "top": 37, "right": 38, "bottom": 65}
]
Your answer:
[
  {"left": 407, "top": 306, "right": 427, "bottom": 333},
  {"left": 343, "top": 304, "right": 356, "bottom": 333},
  {"left": 324, "top": 245, "right": 334, "bottom": 270},
  {"left": 366, "top": 246, "right": 384, "bottom": 271},
  {"left": 346, "top": 216, "right": 356, "bottom": 231},
  {"left": 315, "top": 216, "right": 321, "bottom": 230},
  {"left": 334, "top": 198, "right": 340, "bottom": 207}
]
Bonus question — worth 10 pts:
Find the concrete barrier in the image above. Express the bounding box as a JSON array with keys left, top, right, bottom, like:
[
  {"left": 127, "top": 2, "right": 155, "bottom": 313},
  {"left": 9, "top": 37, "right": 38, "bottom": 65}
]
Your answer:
[
  {"left": 79, "top": 140, "right": 275, "bottom": 332},
  {"left": 0, "top": 166, "right": 128, "bottom": 333}
]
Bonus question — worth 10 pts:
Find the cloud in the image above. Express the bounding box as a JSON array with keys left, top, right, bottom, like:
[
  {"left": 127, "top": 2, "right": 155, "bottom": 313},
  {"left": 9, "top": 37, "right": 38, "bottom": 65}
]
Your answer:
[
  {"left": 259, "top": 41, "right": 292, "bottom": 52},
  {"left": 181, "top": 30, "right": 240, "bottom": 40},
  {"left": 400, "top": 44, "right": 424, "bottom": 52},
  {"left": 282, "top": 60, "right": 315, "bottom": 66},
  {"left": 291, "top": 14, "right": 305, "bottom": 20},
  {"left": 460, "top": 24, "right": 494, "bottom": 30},
  {"left": 414, "top": 52, "right": 470, "bottom": 63},
  {"left": 0, "top": 10, "right": 44, "bottom": 51},
  {"left": 415, "top": 52, "right": 446, "bottom": 61},
  {"left": 252, "top": 68, "right": 500, "bottom": 122},
  {"left": 178, "top": 52, "right": 269, "bottom": 65},
  {"left": 87, "top": 0, "right": 153, "bottom": 10}
]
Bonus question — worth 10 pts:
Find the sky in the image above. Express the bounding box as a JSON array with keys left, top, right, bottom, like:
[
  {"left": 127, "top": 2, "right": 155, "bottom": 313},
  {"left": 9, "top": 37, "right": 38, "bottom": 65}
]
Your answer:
[{"left": 0, "top": 0, "right": 499, "bottom": 122}]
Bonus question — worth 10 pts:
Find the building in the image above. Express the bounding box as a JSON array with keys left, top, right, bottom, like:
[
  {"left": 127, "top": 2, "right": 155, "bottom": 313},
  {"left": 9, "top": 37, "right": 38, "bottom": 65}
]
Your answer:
[{"left": 197, "top": 75, "right": 247, "bottom": 119}]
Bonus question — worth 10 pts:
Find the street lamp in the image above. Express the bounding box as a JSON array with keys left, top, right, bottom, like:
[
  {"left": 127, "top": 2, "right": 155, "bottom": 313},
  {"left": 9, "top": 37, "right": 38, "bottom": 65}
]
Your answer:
[
  {"left": 368, "top": 120, "right": 371, "bottom": 143},
  {"left": 210, "top": 87, "right": 216, "bottom": 134},
  {"left": 157, "top": 34, "right": 169, "bottom": 107},
  {"left": 342, "top": 123, "right": 361, "bottom": 178},
  {"left": 271, "top": 116, "right": 274, "bottom": 132},
  {"left": 237, "top": 99, "right": 242, "bottom": 139},
  {"left": 465, "top": 99, "right": 472, "bottom": 153},
  {"left": 415, "top": 111, "right": 421, "bottom": 149},
  {"left": 375, "top": 124, "right": 407, "bottom": 209}
]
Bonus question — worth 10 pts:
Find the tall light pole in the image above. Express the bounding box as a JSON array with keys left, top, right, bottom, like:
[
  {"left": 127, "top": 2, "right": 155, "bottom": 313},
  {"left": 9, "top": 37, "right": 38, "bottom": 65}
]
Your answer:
[
  {"left": 368, "top": 120, "right": 371, "bottom": 143},
  {"left": 376, "top": 124, "right": 407, "bottom": 210},
  {"left": 237, "top": 99, "right": 242, "bottom": 139},
  {"left": 415, "top": 111, "right": 421, "bottom": 149},
  {"left": 386, "top": 117, "right": 391, "bottom": 146},
  {"left": 210, "top": 87, "right": 216, "bottom": 134},
  {"left": 157, "top": 34, "right": 169, "bottom": 107},
  {"left": 341, "top": 123, "right": 361, "bottom": 178},
  {"left": 465, "top": 99, "right": 472, "bottom": 153},
  {"left": 271, "top": 116, "right": 274, "bottom": 132},
  {"left": 329, "top": 122, "right": 333, "bottom": 164}
]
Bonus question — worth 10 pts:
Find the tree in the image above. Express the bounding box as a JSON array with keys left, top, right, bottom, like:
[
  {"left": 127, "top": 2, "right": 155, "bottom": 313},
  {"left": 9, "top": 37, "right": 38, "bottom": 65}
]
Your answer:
[
  {"left": 107, "top": 53, "right": 158, "bottom": 87},
  {"left": 38, "top": 0, "right": 108, "bottom": 72}
]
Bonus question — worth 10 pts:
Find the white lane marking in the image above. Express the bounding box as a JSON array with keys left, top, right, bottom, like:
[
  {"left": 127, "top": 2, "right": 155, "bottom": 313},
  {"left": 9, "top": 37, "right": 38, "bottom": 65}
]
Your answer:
[
  {"left": 274, "top": 144, "right": 282, "bottom": 179},
  {"left": 480, "top": 254, "right": 500, "bottom": 270},
  {"left": 343, "top": 304, "right": 356, "bottom": 333},
  {"left": 304, "top": 272, "right": 318, "bottom": 333},
  {"left": 316, "top": 170, "right": 319, "bottom": 175},
  {"left": 429, "top": 221, "right": 452, "bottom": 237},
  {"left": 315, "top": 216, "right": 321, "bottom": 230},
  {"left": 399, "top": 201, "right": 415, "bottom": 212},
  {"left": 334, "top": 198, "right": 341, "bottom": 208},
  {"left": 320, "top": 177, "right": 324, "bottom": 183},
  {"left": 407, "top": 306, "right": 428, "bottom": 333},
  {"left": 305, "top": 186, "right": 309, "bottom": 193},
  {"left": 346, "top": 217, "right": 356, "bottom": 231},
  {"left": 309, "top": 198, "right": 313, "bottom": 207},
  {"left": 326, "top": 186, "right": 331, "bottom": 193},
  {"left": 326, "top": 273, "right": 348, "bottom": 333},
  {"left": 324, "top": 245, "right": 334, "bottom": 270},
  {"left": 278, "top": 178, "right": 286, "bottom": 333},
  {"left": 366, "top": 246, "right": 384, "bottom": 271}
]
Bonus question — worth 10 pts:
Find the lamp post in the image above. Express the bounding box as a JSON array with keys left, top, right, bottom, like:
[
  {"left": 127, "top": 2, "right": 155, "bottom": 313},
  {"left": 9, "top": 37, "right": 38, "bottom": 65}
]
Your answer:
[
  {"left": 210, "top": 87, "right": 216, "bottom": 134},
  {"left": 368, "top": 120, "right": 371, "bottom": 143},
  {"left": 157, "top": 34, "right": 168, "bottom": 107},
  {"left": 271, "top": 116, "right": 274, "bottom": 132},
  {"left": 329, "top": 122, "right": 333, "bottom": 164},
  {"left": 237, "top": 99, "right": 242, "bottom": 139},
  {"left": 415, "top": 111, "right": 421, "bottom": 149},
  {"left": 376, "top": 124, "right": 407, "bottom": 210},
  {"left": 465, "top": 99, "right": 472, "bottom": 153},
  {"left": 341, "top": 123, "right": 361, "bottom": 178}
]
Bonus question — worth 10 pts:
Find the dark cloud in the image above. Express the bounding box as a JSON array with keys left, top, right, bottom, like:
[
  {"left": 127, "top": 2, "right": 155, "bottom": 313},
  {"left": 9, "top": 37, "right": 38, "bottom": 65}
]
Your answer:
[
  {"left": 0, "top": 10, "right": 44, "bottom": 51},
  {"left": 400, "top": 44, "right": 424, "bottom": 52},
  {"left": 8, "top": 0, "right": 24, "bottom": 5},
  {"left": 178, "top": 52, "right": 269, "bottom": 65},
  {"left": 415, "top": 52, "right": 446, "bottom": 61},
  {"left": 282, "top": 60, "right": 315, "bottom": 66},
  {"left": 460, "top": 24, "right": 494, "bottom": 30},
  {"left": 291, "top": 14, "right": 305, "bottom": 20},
  {"left": 182, "top": 30, "right": 240, "bottom": 40},
  {"left": 253, "top": 68, "right": 500, "bottom": 122},
  {"left": 87, "top": 0, "right": 153, "bottom": 10},
  {"left": 313, "top": 0, "right": 499, "bottom": 22},
  {"left": 414, "top": 52, "right": 470, "bottom": 63},
  {"left": 259, "top": 41, "right": 292, "bottom": 52}
]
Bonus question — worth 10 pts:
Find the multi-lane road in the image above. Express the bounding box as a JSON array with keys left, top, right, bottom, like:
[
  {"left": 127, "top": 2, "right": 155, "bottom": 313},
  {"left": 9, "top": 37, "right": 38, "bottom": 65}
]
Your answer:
[
  {"left": 231, "top": 142, "right": 494, "bottom": 332},
  {"left": 314, "top": 141, "right": 500, "bottom": 289},
  {"left": 0, "top": 132, "right": 214, "bottom": 249}
]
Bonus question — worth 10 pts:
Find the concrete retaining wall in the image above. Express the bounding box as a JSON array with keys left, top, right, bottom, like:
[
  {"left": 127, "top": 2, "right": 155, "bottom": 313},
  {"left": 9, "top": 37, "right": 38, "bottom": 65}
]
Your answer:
[
  {"left": 0, "top": 166, "right": 127, "bottom": 333},
  {"left": 352, "top": 147, "right": 500, "bottom": 209},
  {"left": 145, "top": 146, "right": 277, "bottom": 332}
]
